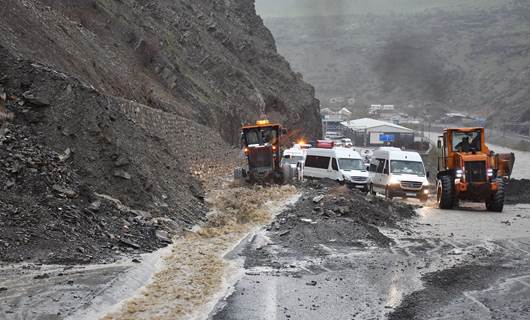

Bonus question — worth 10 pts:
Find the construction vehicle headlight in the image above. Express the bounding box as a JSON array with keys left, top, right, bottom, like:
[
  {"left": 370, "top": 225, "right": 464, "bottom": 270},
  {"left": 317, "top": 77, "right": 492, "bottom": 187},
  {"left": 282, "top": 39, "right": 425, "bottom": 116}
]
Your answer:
[
  {"left": 487, "top": 169, "right": 493, "bottom": 177},
  {"left": 456, "top": 169, "right": 463, "bottom": 178}
]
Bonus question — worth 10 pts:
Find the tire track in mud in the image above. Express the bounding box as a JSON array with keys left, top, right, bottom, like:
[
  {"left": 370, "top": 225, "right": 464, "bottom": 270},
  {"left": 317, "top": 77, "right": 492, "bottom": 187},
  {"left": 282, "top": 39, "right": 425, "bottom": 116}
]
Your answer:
[{"left": 101, "top": 184, "right": 298, "bottom": 320}]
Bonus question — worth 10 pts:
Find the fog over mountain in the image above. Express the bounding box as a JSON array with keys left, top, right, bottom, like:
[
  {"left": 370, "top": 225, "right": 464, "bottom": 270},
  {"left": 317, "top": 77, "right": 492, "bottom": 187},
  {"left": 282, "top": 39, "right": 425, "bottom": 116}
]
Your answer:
[
  {"left": 256, "top": 0, "right": 530, "bottom": 132},
  {"left": 255, "top": 0, "right": 506, "bottom": 17}
]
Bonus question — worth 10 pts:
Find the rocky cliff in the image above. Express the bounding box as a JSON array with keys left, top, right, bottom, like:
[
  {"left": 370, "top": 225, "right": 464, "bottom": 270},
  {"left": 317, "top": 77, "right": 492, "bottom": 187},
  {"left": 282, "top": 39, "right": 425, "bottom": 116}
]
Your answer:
[
  {"left": 0, "top": 0, "right": 320, "bottom": 263},
  {"left": 1, "top": 0, "right": 320, "bottom": 142}
]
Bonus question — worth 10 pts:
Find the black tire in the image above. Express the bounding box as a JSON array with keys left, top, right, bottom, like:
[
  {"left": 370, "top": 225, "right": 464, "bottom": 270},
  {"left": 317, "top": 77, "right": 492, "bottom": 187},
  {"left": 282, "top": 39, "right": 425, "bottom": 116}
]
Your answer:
[
  {"left": 486, "top": 180, "right": 505, "bottom": 212},
  {"left": 437, "top": 175, "right": 455, "bottom": 209}
]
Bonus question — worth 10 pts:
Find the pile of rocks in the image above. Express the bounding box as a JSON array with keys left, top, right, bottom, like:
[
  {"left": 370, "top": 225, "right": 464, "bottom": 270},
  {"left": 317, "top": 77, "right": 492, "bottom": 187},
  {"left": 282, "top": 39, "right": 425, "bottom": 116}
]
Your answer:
[
  {"left": 0, "top": 123, "right": 177, "bottom": 264},
  {"left": 268, "top": 180, "right": 417, "bottom": 255},
  {"left": 505, "top": 179, "right": 530, "bottom": 204}
]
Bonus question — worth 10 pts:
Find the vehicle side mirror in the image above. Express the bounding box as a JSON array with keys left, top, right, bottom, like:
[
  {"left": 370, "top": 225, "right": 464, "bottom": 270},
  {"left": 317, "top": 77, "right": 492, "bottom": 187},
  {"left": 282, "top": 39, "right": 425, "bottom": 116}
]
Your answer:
[
  {"left": 281, "top": 128, "right": 288, "bottom": 135},
  {"left": 426, "top": 171, "right": 430, "bottom": 178},
  {"left": 437, "top": 140, "right": 442, "bottom": 149}
]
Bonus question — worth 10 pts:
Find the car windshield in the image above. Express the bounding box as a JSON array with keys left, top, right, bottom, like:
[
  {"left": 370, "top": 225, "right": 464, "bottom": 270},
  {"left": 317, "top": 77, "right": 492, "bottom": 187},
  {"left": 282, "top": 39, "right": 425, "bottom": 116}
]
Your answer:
[
  {"left": 452, "top": 130, "right": 481, "bottom": 152},
  {"left": 390, "top": 160, "right": 425, "bottom": 176},
  {"left": 338, "top": 158, "right": 365, "bottom": 171}
]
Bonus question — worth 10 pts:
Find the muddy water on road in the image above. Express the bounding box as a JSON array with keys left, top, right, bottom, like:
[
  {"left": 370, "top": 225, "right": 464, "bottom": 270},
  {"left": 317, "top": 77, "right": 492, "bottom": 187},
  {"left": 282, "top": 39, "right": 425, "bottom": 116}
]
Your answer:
[{"left": 101, "top": 184, "right": 298, "bottom": 320}]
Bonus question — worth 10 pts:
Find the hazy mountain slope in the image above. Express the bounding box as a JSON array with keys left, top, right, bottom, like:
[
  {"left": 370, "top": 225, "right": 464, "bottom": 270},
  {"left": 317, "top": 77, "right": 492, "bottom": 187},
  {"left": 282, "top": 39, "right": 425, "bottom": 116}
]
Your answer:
[{"left": 263, "top": 0, "right": 530, "bottom": 130}]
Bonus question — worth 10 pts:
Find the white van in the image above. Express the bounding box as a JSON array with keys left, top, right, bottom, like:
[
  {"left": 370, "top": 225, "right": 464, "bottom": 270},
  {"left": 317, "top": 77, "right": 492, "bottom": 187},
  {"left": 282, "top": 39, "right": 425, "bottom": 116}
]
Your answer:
[
  {"left": 281, "top": 145, "right": 306, "bottom": 168},
  {"left": 303, "top": 147, "right": 369, "bottom": 190},
  {"left": 369, "top": 148, "right": 430, "bottom": 201}
]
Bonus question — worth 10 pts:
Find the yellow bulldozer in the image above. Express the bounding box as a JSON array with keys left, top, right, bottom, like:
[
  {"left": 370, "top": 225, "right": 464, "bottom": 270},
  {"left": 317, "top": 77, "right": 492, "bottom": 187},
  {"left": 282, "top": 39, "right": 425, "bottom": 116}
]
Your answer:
[{"left": 436, "top": 127, "right": 515, "bottom": 212}]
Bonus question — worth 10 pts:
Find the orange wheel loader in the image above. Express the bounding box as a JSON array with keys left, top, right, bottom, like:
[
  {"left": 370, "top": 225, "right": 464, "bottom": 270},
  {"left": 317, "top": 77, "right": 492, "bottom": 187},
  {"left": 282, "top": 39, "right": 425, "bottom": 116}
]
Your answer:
[{"left": 436, "top": 127, "right": 515, "bottom": 212}]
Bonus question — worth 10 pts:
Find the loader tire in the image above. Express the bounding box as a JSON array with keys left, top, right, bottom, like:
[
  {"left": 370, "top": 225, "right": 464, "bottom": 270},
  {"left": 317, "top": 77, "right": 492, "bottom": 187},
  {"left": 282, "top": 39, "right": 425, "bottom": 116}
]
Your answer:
[
  {"left": 486, "top": 180, "right": 505, "bottom": 212},
  {"left": 437, "top": 175, "right": 454, "bottom": 209}
]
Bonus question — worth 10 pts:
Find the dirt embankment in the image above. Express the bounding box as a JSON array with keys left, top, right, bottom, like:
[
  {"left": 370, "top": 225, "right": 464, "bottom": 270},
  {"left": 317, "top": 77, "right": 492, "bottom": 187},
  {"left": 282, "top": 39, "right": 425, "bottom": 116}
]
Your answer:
[
  {"left": 263, "top": 180, "right": 416, "bottom": 257},
  {"left": 0, "top": 48, "right": 240, "bottom": 264},
  {"left": 505, "top": 179, "right": 530, "bottom": 204}
]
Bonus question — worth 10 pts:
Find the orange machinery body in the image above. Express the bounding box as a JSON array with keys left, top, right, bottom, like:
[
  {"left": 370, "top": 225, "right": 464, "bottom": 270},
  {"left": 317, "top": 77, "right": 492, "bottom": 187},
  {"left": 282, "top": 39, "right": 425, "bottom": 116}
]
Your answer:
[{"left": 438, "top": 127, "right": 514, "bottom": 202}]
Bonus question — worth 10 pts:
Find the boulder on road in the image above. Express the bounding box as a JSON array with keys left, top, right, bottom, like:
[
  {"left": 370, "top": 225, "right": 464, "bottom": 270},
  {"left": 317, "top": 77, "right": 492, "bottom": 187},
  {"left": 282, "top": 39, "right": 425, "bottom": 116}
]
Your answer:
[{"left": 312, "top": 195, "right": 324, "bottom": 203}]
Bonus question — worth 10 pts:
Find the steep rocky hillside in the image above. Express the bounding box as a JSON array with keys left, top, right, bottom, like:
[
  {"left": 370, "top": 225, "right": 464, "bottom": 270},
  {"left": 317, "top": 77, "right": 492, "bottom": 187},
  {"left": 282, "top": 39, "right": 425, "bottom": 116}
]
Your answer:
[
  {"left": 0, "top": 0, "right": 320, "bottom": 142},
  {"left": 264, "top": 0, "right": 530, "bottom": 131},
  {"left": 0, "top": 0, "right": 320, "bottom": 264}
]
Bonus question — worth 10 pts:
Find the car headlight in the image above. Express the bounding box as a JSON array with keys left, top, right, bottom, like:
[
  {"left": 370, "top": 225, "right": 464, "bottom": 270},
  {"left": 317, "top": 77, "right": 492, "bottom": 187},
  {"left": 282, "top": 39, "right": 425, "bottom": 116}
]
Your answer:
[
  {"left": 423, "top": 180, "right": 430, "bottom": 187},
  {"left": 456, "top": 169, "right": 463, "bottom": 178},
  {"left": 487, "top": 169, "right": 493, "bottom": 177},
  {"left": 389, "top": 176, "right": 400, "bottom": 185}
]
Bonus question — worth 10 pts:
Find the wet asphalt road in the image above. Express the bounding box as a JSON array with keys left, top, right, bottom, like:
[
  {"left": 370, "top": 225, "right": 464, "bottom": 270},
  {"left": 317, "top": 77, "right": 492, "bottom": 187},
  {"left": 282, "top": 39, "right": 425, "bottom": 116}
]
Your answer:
[
  {"left": 1, "top": 203, "right": 529, "bottom": 320},
  {"left": 209, "top": 203, "right": 530, "bottom": 320},
  {"left": 0, "top": 249, "right": 166, "bottom": 320}
]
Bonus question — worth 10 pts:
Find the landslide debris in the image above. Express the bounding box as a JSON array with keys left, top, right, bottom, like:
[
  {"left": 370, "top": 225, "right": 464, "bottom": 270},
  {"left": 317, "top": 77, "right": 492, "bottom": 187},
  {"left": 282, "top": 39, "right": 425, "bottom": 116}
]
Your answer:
[
  {"left": 0, "top": 0, "right": 322, "bottom": 265},
  {"left": 0, "top": 46, "right": 239, "bottom": 264},
  {"left": 0, "top": 122, "right": 167, "bottom": 264},
  {"left": 505, "top": 179, "right": 530, "bottom": 204},
  {"left": 389, "top": 263, "right": 513, "bottom": 320},
  {"left": 268, "top": 180, "right": 417, "bottom": 256}
]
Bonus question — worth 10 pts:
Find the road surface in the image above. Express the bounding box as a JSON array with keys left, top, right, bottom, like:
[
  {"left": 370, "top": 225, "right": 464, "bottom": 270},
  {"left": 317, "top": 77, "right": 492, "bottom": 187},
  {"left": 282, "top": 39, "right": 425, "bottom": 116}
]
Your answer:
[{"left": 209, "top": 202, "right": 530, "bottom": 320}]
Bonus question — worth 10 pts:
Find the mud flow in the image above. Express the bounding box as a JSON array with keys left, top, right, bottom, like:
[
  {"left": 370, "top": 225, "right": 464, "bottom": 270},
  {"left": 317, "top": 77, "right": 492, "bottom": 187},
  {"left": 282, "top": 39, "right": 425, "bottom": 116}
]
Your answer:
[{"left": 101, "top": 183, "right": 298, "bottom": 320}]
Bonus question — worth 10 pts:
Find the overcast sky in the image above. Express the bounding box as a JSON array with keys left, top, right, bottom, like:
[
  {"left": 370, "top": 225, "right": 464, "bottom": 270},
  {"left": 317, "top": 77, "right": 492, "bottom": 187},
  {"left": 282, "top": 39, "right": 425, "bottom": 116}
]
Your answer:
[{"left": 255, "top": 0, "right": 504, "bottom": 17}]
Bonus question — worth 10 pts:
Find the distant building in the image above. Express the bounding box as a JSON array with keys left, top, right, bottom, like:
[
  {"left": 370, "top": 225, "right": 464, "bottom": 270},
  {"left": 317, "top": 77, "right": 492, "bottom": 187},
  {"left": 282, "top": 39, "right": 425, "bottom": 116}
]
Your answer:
[
  {"left": 322, "top": 114, "right": 347, "bottom": 137},
  {"left": 340, "top": 118, "right": 415, "bottom": 148},
  {"left": 338, "top": 107, "right": 352, "bottom": 117}
]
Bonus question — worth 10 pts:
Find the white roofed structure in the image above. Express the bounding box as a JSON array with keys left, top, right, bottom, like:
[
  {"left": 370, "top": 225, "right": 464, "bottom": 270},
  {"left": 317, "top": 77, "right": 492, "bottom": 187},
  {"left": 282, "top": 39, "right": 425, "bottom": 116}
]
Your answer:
[{"left": 341, "top": 118, "right": 413, "bottom": 133}]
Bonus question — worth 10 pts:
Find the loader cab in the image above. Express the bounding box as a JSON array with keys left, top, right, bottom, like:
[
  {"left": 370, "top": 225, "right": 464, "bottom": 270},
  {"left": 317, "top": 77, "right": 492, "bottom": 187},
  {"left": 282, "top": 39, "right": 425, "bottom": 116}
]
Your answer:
[{"left": 438, "top": 128, "right": 490, "bottom": 175}]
